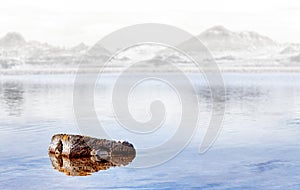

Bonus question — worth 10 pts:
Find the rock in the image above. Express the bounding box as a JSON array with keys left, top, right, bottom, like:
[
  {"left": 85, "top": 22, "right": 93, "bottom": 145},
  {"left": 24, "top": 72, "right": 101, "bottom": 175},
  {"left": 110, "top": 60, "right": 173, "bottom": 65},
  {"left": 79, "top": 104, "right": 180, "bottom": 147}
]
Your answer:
[
  {"left": 48, "top": 134, "right": 136, "bottom": 160},
  {"left": 48, "top": 134, "right": 136, "bottom": 176}
]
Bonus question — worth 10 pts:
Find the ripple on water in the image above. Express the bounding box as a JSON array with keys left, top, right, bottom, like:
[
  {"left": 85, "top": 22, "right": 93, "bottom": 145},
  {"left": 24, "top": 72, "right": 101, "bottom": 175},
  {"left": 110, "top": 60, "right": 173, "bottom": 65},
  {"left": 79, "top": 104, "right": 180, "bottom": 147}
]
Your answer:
[{"left": 246, "top": 160, "right": 289, "bottom": 173}]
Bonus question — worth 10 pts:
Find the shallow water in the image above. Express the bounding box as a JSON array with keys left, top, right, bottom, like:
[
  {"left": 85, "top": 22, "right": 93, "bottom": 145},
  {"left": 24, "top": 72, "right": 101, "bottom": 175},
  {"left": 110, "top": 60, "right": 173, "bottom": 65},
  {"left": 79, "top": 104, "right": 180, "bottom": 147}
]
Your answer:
[{"left": 0, "top": 73, "right": 300, "bottom": 189}]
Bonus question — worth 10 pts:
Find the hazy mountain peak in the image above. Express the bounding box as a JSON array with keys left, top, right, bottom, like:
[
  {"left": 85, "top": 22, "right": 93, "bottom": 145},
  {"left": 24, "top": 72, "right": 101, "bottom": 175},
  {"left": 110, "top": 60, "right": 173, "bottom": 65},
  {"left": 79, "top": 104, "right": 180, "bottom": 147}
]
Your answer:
[
  {"left": 77, "top": 42, "right": 88, "bottom": 48},
  {"left": 202, "top": 25, "right": 232, "bottom": 35},
  {"left": 71, "top": 42, "right": 89, "bottom": 52},
  {"left": 197, "top": 26, "right": 277, "bottom": 51},
  {"left": 0, "top": 32, "right": 26, "bottom": 47},
  {"left": 290, "top": 53, "right": 300, "bottom": 62},
  {"left": 280, "top": 46, "right": 299, "bottom": 54}
]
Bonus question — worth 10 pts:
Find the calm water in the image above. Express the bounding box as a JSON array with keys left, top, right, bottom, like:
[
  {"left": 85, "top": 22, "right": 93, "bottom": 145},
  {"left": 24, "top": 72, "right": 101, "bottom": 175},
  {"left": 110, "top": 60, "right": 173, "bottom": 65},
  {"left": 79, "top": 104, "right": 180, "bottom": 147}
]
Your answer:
[{"left": 0, "top": 73, "right": 300, "bottom": 189}]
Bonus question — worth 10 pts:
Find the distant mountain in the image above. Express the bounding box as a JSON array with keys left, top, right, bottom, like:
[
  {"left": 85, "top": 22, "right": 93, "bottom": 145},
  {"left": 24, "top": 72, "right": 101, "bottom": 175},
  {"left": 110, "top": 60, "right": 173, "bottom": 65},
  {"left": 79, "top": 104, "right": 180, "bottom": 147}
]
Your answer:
[
  {"left": 0, "top": 28, "right": 296, "bottom": 72},
  {"left": 83, "top": 42, "right": 111, "bottom": 64},
  {"left": 86, "top": 43, "right": 111, "bottom": 56},
  {"left": 180, "top": 26, "right": 277, "bottom": 52},
  {"left": 0, "top": 33, "right": 72, "bottom": 69},
  {"left": 71, "top": 43, "right": 89, "bottom": 53},
  {"left": 0, "top": 32, "right": 112, "bottom": 68},
  {"left": 0, "top": 32, "right": 26, "bottom": 47},
  {"left": 280, "top": 46, "right": 299, "bottom": 54},
  {"left": 290, "top": 53, "right": 300, "bottom": 62}
]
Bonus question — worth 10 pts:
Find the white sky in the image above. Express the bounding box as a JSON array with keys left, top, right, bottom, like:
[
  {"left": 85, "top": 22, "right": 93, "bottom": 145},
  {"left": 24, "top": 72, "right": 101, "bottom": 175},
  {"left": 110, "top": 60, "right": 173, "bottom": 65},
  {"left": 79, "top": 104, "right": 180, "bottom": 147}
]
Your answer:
[{"left": 1, "top": 0, "right": 300, "bottom": 47}]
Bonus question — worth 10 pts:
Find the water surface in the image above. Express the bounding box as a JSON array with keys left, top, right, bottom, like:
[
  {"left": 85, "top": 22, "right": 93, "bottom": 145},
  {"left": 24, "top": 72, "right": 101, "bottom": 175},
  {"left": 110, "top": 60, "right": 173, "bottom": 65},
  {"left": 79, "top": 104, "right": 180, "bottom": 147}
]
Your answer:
[{"left": 0, "top": 73, "right": 300, "bottom": 189}]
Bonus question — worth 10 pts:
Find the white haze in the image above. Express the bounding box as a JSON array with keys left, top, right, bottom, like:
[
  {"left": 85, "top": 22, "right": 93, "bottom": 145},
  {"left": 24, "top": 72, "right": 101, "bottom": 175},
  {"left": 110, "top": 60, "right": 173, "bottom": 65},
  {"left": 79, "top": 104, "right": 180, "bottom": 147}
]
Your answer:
[{"left": 0, "top": 0, "right": 300, "bottom": 47}]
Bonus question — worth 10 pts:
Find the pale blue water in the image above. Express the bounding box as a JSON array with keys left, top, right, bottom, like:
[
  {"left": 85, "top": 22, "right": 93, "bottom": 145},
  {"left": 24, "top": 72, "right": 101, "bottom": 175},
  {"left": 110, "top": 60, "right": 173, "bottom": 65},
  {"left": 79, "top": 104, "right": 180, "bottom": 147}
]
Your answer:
[{"left": 0, "top": 73, "right": 300, "bottom": 189}]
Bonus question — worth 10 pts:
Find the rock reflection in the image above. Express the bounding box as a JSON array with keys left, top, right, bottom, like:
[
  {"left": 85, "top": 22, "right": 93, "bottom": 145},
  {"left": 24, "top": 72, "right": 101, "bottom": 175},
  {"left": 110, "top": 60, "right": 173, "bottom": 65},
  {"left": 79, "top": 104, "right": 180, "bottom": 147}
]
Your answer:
[{"left": 49, "top": 153, "right": 135, "bottom": 176}]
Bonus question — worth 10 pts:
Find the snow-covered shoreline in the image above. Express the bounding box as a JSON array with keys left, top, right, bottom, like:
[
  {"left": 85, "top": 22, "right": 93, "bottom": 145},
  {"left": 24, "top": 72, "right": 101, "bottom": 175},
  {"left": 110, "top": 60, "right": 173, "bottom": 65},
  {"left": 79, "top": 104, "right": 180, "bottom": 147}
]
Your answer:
[{"left": 2, "top": 66, "right": 300, "bottom": 75}]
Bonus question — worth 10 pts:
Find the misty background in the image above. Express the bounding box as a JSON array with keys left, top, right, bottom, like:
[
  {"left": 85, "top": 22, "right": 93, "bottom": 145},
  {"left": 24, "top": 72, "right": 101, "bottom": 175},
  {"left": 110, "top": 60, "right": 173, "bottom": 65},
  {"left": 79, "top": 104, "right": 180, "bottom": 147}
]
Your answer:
[{"left": 1, "top": 0, "right": 300, "bottom": 47}]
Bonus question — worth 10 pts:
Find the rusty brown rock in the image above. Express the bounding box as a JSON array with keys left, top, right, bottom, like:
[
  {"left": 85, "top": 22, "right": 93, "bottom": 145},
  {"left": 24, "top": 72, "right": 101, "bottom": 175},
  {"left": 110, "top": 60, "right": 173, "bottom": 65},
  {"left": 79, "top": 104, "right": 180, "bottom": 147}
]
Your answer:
[{"left": 48, "top": 134, "right": 136, "bottom": 160}]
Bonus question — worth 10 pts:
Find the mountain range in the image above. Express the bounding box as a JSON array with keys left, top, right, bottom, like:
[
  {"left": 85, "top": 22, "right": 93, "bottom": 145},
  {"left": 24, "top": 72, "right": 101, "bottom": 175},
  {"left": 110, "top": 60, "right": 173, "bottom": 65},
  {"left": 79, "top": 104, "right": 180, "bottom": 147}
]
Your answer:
[
  {"left": 0, "top": 26, "right": 299, "bottom": 70},
  {"left": 197, "top": 25, "right": 277, "bottom": 51}
]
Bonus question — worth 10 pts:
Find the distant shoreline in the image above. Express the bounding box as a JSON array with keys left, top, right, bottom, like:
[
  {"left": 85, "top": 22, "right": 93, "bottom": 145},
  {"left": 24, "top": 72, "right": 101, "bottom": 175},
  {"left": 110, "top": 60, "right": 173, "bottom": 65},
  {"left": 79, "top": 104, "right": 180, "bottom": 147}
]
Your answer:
[{"left": 2, "top": 67, "right": 300, "bottom": 75}]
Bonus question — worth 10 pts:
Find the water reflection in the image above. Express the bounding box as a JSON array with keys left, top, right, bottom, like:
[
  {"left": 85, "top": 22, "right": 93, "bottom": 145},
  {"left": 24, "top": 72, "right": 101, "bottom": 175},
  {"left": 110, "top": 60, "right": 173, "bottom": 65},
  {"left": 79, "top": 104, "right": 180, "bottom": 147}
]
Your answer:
[
  {"left": 198, "top": 86, "right": 267, "bottom": 103},
  {"left": 49, "top": 153, "right": 136, "bottom": 176},
  {"left": 1, "top": 82, "right": 24, "bottom": 116}
]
